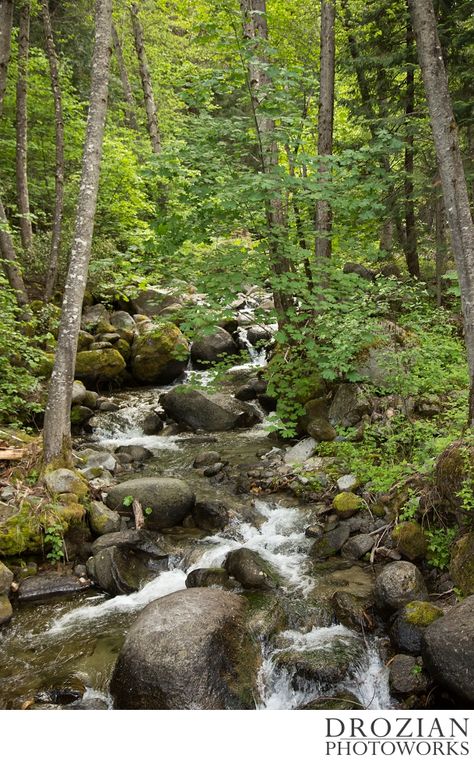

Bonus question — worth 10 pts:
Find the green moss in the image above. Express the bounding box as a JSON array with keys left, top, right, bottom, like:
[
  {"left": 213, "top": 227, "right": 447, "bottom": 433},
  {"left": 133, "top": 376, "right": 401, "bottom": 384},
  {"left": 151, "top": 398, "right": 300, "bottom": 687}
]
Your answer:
[
  {"left": 131, "top": 322, "right": 189, "bottom": 383},
  {"left": 392, "top": 522, "right": 427, "bottom": 560},
  {"left": 115, "top": 338, "right": 131, "bottom": 361},
  {"left": 450, "top": 532, "right": 474, "bottom": 595},
  {"left": 243, "top": 591, "right": 288, "bottom": 638},
  {"left": 332, "top": 492, "right": 365, "bottom": 516},
  {"left": 36, "top": 352, "right": 55, "bottom": 378},
  {"left": 403, "top": 600, "right": 443, "bottom": 627},
  {"left": 75, "top": 348, "right": 126, "bottom": 383}
]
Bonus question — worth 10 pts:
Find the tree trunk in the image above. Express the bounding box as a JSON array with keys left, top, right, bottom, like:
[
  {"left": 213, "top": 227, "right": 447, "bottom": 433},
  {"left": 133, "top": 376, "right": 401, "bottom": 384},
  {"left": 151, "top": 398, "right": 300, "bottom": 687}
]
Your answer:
[
  {"left": 42, "top": 0, "right": 65, "bottom": 302},
  {"left": 43, "top": 0, "right": 113, "bottom": 466},
  {"left": 112, "top": 22, "right": 138, "bottom": 131},
  {"left": 130, "top": 3, "right": 161, "bottom": 154},
  {"left": 404, "top": 15, "right": 419, "bottom": 278},
  {"left": 408, "top": 0, "right": 474, "bottom": 423},
  {"left": 315, "top": 0, "right": 335, "bottom": 260},
  {"left": 16, "top": 2, "right": 33, "bottom": 253},
  {"left": 0, "top": 0, "right": 29, "bottom": 306},
  {"left": 435, "top": 190, "right": 446, "bottom": 307},
  {"left": 240, "top": 0, "right": 292, "bottom": 326}
]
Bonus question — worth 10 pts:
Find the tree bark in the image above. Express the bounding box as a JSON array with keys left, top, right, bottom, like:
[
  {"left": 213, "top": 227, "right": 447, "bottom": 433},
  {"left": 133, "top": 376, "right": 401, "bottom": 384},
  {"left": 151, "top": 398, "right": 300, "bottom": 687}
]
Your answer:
[
  {"left": 0, "top": 0, "right": 29, "bottom": 306},
  {"left": 404, "top": 15, "right": 419, "bottom": 278},
  {"left": 408, "top": 0, "right": 474, "bottom": 423},
  {"left": 315, "top": 0, "right": 336, "bottom": 260},
  {"left": 42, "top": 0, "right": 65, "bottom": 302},
  {"left": 240, "top": 0, "right": 292, "bottom": 325},
  {"left": 43, "top": 0, "right": 113, "bottom": 465},
  {"left": 112, "top": 22, "right": 138, "bottom": 131},
  {"left": 16, "top": 2, "right": 33, "bottom": 253},
  {"left": 130, "top": 3, "right": 161, "bottom": 154},
  {"left": 435, "top": 189, "right": 446, "bottom": 307}
]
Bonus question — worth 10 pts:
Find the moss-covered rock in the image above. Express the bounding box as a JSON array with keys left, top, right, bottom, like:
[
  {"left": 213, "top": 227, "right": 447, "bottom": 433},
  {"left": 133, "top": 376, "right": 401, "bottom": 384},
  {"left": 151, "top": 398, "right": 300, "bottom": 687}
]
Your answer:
[
  {"left": 0, "top": 503, "right": 43, "bottom": 556},
  {"left": 70, "top": 405, "right": 94, "bottom": 426},
  {"left": 436, "top": 440, "right": 474, "bottom": 520},
  {"left": 392, "top": 522, "right": 427, "bottom": 561},
  {"left": 0, "top": 594, "right": 12, "bottom": 625},
  {"left": 44, "top": 468, "right": 89, "bottom": 498},
  {"left": 77, "top": 330, "right": 94, "bottom": 351},
  {"left": 36, "top": 351, "right": 55, "bottom": 378},
  {"left": 310, "top": 524, "right": 351, "bottom": 558},
  {"left": 391, "top": 601, "right": 444, "bottom": 655},
  {"left": 450, "top": 532, "right": 474, "bottom": 595},
  {"left": 243, "top": 590, "right": 288, "bottom": 639},
  {"left": 75, "top": 348, "right": 126, "bottom": 385},
  {"left": 332, "top": 492, "right": 365, "bottom": 518},
  {"left": 88, "top": 500, "right": 122, "bottom": 536},
  {"left": 131, "top": 322, "right": 189, "bottom": 384},
  {"left": 404, "top": 600, "right": 443, "bottom": 627},
  {"left": 0, "top": 560, "right": 13, "bottom": 594},
  {"left": 115, "top": 338, "right": 131, "bottom": 361}
]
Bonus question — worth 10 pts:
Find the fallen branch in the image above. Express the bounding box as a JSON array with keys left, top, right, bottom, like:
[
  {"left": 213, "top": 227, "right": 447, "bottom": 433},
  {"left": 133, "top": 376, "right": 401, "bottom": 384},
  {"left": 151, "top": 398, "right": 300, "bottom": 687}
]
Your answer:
[{"left": 132, "top": 498, "right": 145, "bottom": 530}]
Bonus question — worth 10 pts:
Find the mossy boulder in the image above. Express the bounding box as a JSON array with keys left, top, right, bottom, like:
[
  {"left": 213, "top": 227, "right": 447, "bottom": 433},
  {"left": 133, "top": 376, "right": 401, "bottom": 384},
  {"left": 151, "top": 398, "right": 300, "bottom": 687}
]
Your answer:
[
  {"left": 36, "top": 351, "right": 55, "bottom": 378},
  {"left": 0, "top": 594, "right": 12, "bottom": 625},
  {"left": 0, "top": 503, "right": 43, "bottom": 556},
  {"left": 131, "top": 322, "right": 189, "bottom": 384},
  {"left": 404, "top": 600, "right": 444, "bottom": 627},
  {"left": 224, "top": 548, "right": 281, "bottom": 590},
  {"left": 75, "top": 348, "right": 126, "bottom": 385},
  {"left": 332, "top": 492, "right": 365, "bottom": 519},
  {"left": 44, "top": 468, "right": 89, "bottom": 498},
  {"left": 392, "top": 522, "right": 427, "bottom": 561},
  {"left": 70, "top": 405, "right": 94, "bottom": 426},
  {"left": 190, "top": 327, "right": 238, "bottom": 368},
  {"left": 242, "top": 591, "right": 288, "bottom": 639},
  {"left": 310, "top": 524, "right": 351, "bottom": 558},
  {"left": 88, "top": 500, "right": 122, "bottom": 536},
  {"left": 115, "top": 338, "right": 131, "bottom": 361},
  {"left": 449, "top": 532, "right": 474, "bottom": 595},
  {"left": 391, "top": 601, "right": 443, "bottom": 655},
  {"left": 435, "top": 440, "right": 474, "bottom": 520},
  {"left": 274, "top": 632, "right": 364, "bottom": 685}
]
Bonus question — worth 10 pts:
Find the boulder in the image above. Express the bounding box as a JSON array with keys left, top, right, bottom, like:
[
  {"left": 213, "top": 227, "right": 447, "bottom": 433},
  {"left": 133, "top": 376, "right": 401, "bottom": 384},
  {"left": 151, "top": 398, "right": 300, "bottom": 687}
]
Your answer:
[
  {"left": 389, "top": 655, "right": 428, "bottom": 696},
  {"left": 246, "top": 325, "right": 274, "bottom": 347},
  {"left": 110, "top": 588, "right": 259, "bottom": 709},
  {"left": 191, "top": 327, "right": 239, "bottom": 368},
  {"left": 75, "top": 349, "right": 126, "bottom": 385},
  {"left": 141, "top": 412, "right": 164, "bottom": 435},
  {"left": 274, "top": 631, "right": 364, "bottom": 685},
  {"left": 332, "top": 590, "right": 375, "bottom": 630},
  {"left": 78, "top": 450, "right": 117, "bottom": 474},
  {"left": 341, "top": 534, "right": 374, "bottom": 560},
  {"left": 185, "top": 568, "right": 235, "bottom": 590},
  {"left": 337, "top": 474, "right": 359, "bottom": 492},
  {"left": 109, "top": 311, "right": 136, "bottom": 342},
  {"left": 284, "top": 438, "right": 316, "bottom": 464},
  {"left": 435, "top": 440, "right": 474, "bottom": 515},
  {"left": 192, "top": 500, "right": 229, "bottom": 531},
  {"left": 105, "top": 477, "right": 195, "bottom": 530},
  {"left": 88, "top": 501, "right": 122, "bottom": 536},
  {"left": 329, "top": 384, "right": 371, "bottom": 428},
  {"left": 86, "top": 544, "right": 166, "bottom": 596},
  {"left": 71, "top": 380, "right": 87, "bottom": 406},
  {"left": 0, "top": 561, "right": 13, "bottom": 595},
  {"left": 243, "top": 590, "right": 287, "bottom": 639},
  {"left": 449, "top": 532, "right": 474, "bottom": 595},
  {"left": 0, "top": 594, "right": 12, "bottom": 625},
  {"left": 224, "top": 548, "right": 280, "bottom": 590},
  {"left": 44, "top": 468, "right": 88, "bottom": 498},
  {"left": 375, "top": 561, "right": 428, "bottom": 612},
  {"left": 193, "top": 451, "right": 221, "bottom": 468},
  {"left": 81, "top": 304, "right": 110, "bottom": 334},
  {"left": 391, "top": 601, "right": 443, "bottom": 655},
  {"left": 114, "top": 445, "right": 153, "bottom": 462},
  {"left": 422, "top": 595, "right": 474, "bottom": 703},
  {"left": 332, "top": 492, "right": 365, "bottom": 519},
  {"left": 310, "top": 524, "right": 351, "bottom": 558},
  {"left": 90, "top": 529, "right": 168, "bottom": 559},
  {"left": 131, "top": 322, "right": 189, "bottom": 384},
  {"left": 392, "top": 522, "right": 427, "bottom": 561},
  {"left": 17, "top": 573, "right": 91, "bottom": 602},
  {"left": 70, "top": 405, "right": 94, "bottom": 427},
  {"left": 130, "top": 287, "right": 181, "bottom": 317},
  {"left": 161, "top": 386, "right": 260, "bottom": 431}
]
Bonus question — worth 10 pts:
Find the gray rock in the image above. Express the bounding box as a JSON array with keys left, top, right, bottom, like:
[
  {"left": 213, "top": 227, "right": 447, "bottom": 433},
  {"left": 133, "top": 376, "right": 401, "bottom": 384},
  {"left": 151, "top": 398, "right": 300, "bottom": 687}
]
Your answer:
[
  {"left": 310, "top": 524, "right": 351, "bottom": 558},
  {"left": 274, "top": 632, "right": 365, "bottom": 685},
  {"left": 191, "top": 327, "right": 239, "bottom": 368},
  {"left": 375, "top": 561, "right": 428, "bottom": 612},
  {"left": 141, "top": 412, "right": 163, "bottom": 435},
  {"left": 90, "top": 529, "right": 168, "bottom": 559},
  {"left": 284, "top": 438, "right": 316, "bottom": 464},
  {"left": 341, "top": 534, "right": 375, "bottom": 560},
  {"left": 81, "top": 304, "right": 110, "bottom": 333},
  {"left": 224, "top": 548, "right": 280, "bottom": 590},
  {"left": 17, "top": 573, "right": 91, "bottom": 602},
  {"left": 192, "top": 500, "right": 229, "bottom": 531},
  {"left": 389, "top": 655, "right": 428, "bottom": 696},
  {"left": 87, "top": 545, "right": 165, "bottom": 596},
  {"left": 89, "top": 501, "right": 122, "bottom": 536},
  {"left": 161, "top": 386, "right": 260, "bottom": 431},
  {"left": 71, "top": 380, "right": 87, "bottom": 406},
  {"left": 110, "top": 588, "right": 259, "bottom": 709},
  {"left": 130, "top": 287, "right": 180, "bottom": 317},
  {"left": 337, "top": 474, "right": 359, "bottom": 492},
  {"left": 246, "top": 325, "right": 274, "bottom": 347},
  {"left": 78, "top": 450, "right": 117, "bottom": 473},
  {"left": 422, "top": 595, "right": 474, "bottom": 703},
  {"left": 193, "top": 451, "right": 221, "bottom": 468},
  {"left": 114, "top": 445, "right": 153, "bottom": 462},
  {"left": 185, "top": 568, "right": 235, "bottom": 590},
  {"left": 203, "top": 462, "right": 225, "bottom": 477},
  {"left": 105, "top": 477, "right": 195, "bottom": 530},
  {"left": 44, "top": 468, "right": 87, "bottom": 496},
  {"left": 0, "top": 561, "right": 13, "bottom": 595}
]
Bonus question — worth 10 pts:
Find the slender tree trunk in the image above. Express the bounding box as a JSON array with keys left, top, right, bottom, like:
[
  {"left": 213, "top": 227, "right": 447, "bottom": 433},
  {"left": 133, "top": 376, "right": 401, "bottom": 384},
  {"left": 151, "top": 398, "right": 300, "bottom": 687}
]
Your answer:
[
  {"left": 16, "top": 2, "right": 33, "bottom": 253},
  {"left": 408, "top": 0, "right": 474, "bottom": 423},
  {"left": 404, "top": 16, "right": 419, "bottom": 278},
  {"left": 435, "top": 190, "right": 446, "bottom": 307},
  {"left": 42, "top": 0, "right": 65, "bottom": 302},
  {"left": 43, "top": 0, "right": 113, "bottom": 466},
  {"left": 112, "top": 22, "right": 138, "bottom": 131},
  {"left": 0, "top": 0, "right": 29, "bottom": 306},
  {"left": 240, "top": 0, "right": 292, "bottom": 325},
  {"left": 315, "top": 0, "right": 336, "bottom": 259},
  {"left": 130, "top": 3, "right": 161, "bottom": 154}
]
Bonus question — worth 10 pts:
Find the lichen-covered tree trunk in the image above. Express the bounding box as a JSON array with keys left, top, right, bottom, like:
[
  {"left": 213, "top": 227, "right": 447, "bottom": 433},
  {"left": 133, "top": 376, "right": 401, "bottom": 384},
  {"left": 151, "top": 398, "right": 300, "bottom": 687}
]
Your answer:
[
  {"left": 0, "top": 0, "right": 29, "bottom": 306},
  {"left": 16, "top": 2, "right": 33, "bottom": 253},
  {"left": 42, "top": 0, "right": 65, "bottom": 301},
  {"left": 112, "top": 22, "right": 138, "bottom": 131},
  {"left": 130, "top": 3, "right": 161, "bottom": 154},
  {"left": 315, "top": 0, "right": 335, "bottom": 260},
  {"left": 240, "top": 0, "right": 292, "bottom": 325},
  {"left": 408, "top": 0, "right": 474, "bottom": 423},
  {"left": 404, "top": 14, "right": 419, "bottom": 278},
  {"left": 43, "top": 0, "right": 113, "bottom": 465}
]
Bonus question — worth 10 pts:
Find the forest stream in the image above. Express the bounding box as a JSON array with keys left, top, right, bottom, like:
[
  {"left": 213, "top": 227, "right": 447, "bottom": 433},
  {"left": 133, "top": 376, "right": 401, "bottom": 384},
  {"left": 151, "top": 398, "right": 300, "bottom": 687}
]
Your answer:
[{"left": 0, "top": 348, "right": 392, "bottom": 711}]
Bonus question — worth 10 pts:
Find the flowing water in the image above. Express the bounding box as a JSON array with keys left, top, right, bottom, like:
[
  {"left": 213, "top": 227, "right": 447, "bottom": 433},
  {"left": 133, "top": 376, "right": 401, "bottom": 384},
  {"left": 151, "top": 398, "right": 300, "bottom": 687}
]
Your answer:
[{"left": 0, "top": 336, "right": 392, "bottom": 710}]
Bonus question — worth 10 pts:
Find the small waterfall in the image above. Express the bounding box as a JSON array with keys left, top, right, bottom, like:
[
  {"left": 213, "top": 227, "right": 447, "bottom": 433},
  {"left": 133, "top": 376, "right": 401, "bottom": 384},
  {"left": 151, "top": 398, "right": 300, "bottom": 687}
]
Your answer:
[{"left": 235, "top": 326, "right": 267, "bottom": 369}]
